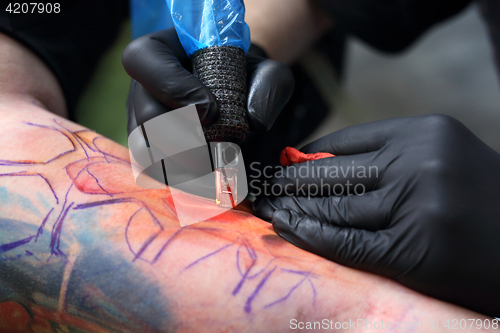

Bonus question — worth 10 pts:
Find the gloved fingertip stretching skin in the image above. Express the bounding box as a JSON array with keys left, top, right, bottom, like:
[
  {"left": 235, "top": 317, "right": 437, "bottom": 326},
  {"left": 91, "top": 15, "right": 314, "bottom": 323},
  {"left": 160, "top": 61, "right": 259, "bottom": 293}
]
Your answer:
[
  {"left": 122, "top": 28, "right": 294, "bottom": 133},
  {"left": 254, "top": 115, "right": 500, "bottom": 317}
]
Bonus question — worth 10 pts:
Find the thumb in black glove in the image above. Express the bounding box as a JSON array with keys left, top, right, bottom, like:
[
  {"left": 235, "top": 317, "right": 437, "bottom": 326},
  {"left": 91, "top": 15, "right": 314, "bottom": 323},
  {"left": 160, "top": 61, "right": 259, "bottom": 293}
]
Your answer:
[{"left": 254, "top": 115, "right": 500, "bottom": 317}]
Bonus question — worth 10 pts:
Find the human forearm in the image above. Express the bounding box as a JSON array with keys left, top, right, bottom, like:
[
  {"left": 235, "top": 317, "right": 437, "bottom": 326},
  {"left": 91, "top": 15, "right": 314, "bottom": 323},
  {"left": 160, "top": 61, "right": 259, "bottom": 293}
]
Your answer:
[
  {"left": 0, "top": 33, "right": 66, "bottom": 117},
  {"left": 0, "top": 99, "right": 495, "bottom": 332}
]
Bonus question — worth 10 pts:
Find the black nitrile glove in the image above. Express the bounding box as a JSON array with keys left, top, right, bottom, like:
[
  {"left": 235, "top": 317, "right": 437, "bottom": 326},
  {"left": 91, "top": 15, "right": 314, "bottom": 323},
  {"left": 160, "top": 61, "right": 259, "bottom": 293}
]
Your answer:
[
  {"left": 254, "top": 115, "right": 500, "bottom": 317},
  {"left": 122, "top": 28, "right": 294, "bottom": 135}
]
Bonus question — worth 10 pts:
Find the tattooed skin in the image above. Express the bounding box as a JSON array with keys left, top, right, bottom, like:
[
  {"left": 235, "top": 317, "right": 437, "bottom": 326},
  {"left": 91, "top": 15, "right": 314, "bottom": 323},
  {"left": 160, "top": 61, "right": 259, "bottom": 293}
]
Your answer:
[{"left": 0, "top": 96, "right": 495, "bottom": 333}]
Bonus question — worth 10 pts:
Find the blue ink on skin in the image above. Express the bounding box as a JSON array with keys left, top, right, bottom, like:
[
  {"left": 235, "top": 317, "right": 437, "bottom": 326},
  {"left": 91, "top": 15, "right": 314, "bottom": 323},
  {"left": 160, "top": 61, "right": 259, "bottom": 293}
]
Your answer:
[
  {"left": 37, "top": 191, "right": 54, "bottom": 209},
  {"left": 69, "top": 209, "right": 109, "bottom": 247},
  {"left": 0, "top": 187, "right": 40, "bottom": 216}
]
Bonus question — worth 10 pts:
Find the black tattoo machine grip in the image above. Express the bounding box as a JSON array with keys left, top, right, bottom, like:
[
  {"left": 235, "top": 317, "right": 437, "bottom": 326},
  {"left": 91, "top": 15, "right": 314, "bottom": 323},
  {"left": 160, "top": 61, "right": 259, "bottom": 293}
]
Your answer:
[{"left": 191, "top": 46, "right": 250, "bottom": 144}]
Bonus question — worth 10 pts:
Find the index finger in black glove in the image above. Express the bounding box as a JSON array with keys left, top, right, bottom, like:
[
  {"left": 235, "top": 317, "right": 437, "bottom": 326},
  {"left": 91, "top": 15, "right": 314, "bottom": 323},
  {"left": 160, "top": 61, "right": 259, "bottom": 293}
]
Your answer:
[
  {"left": 269, "top": 152, "right": 382, "bottom": 194},
  {"left": 245, "top": 51, "right": 295, "bottom": 131},
  {"left": 271, "top": 209, "right": 411, "bottom": 279},
  {"left": 254, "top": 190, "right": 391, "bottom": 231},
  {"left": 300, "top": 117, "right": 397, "bottom": 155}
]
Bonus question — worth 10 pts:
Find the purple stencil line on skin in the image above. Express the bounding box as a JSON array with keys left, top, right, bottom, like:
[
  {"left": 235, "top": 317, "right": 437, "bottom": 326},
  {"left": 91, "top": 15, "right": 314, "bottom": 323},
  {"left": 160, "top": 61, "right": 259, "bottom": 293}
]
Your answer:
[
  {"left": 92, "top": 137, "right": 132, "bottom": 164},
  {"left": 132, "top": 230, "right": 163, "bottom": 262},
  {"left": 50, "top": 202, "right": 74, "bottom": 256},
  {"left": 235, "top": 235, "right": 258, "bottom": 277},
  {"left": 0, "top": 171, "right": 27, "bottom": 176},
  {"left": 23, "top": 122, "right": 55, "bottom": 130},
  {"left": 65, "top": 159, "right": 106, "bottom": 186},
  {"left": 66, "top": 158, "right": 144, "bottom": 196},
  {"left": 152, "top": 227, "right": 186, "bottom": 264},
  {"left": 25, "top": 121, "right": 77, "bottom": 164},
  {"left": 65, "top": 183, "right": 73, "bottom": 202},
  {"left": 66, "top": 159, "right": 105, "bottom": 178},
  {"left": 308, "top": 279, "right": 316, "bottom": 306},
  {"left": 48, "top": 184, "right": 73, "bottom": 257},
  {"left": 44, "top": 148, "right": 76, "bottom": 165},
  {"left": 52, "top": 118, "right": 73, "bottom": 132},
  {"left": 51, "top": 203, "right": 68, "bottom": 240},
  {"left": 66, "top": 156, "right": 130, "bottom": 177},
  {"left": 0, "top": 235, "right": 35, "bottom": 254},
  {"left": 0, "top": 172, "right": 59, "bottom": 204},
  {"left": 189, "top": 226, "right": 227, "bottom": 232},
  {"left": 0, "top": 123, "right": 75, "bottom": 165},
  {"left": 125, "top": 207, "right": 148, "bottom": 262},
  {"left": 233, "top": 246, "right": 257, "bottom": 296},
  {"left": 244, "top": 266, "right": 277, "bottom": 313},
  {"left": 236, "top": 246, "right": 244, "bottom": 276},
  {"left": 110, "top": 189, "right": 156, "bottom": 254},
  {"left": 86, "top": 169, "right": 113, "bottom": 197},
  {"left": 25, "top": 250, "right": 41, "bottom": 262},
  {"left": 241, "top": 235, "right": 257, "bottom": 260},
  {"left": 71, "top": 132, "right": 90, "bottom": 160},
  {"left": 280, "top": 268, "right": 320, "bottom": 279},
  {"left": 263, "top": 274, "right": 309, "bottom": 309},
  {"left": 161, "top": 200, "right": 177, "bottom": 218},
  {"left": 391, "top": 304, "right": 414, "bottom": 327},
  {"left": 183, "top": 243, "right": 234, "bottom": 271},
  {"left": 73, "top": 197, "right": 138, "bottom": 210},
  {"left": 35, "top": 208, "right": 54, "bottom": 242},
  {"left": 73, "top": 132, "right": 97, "bottom": 153},
  {"left": 37, "top": 173, "right": 59, "bottom": 204},
  {"left": 49, "top": 119, "right": 81, "bottom": 157},
  {"left": 0, "top": 160, "right": 39, "bottom": 165},
  {"left": 92, "top": 137, "right": 111, "bottom": 163},
  {"left": 248, "top": 258, "right": 278, "bottom": 279},
  {"left": 99, "top": 155, "right": 132, "bottom": 168},
  {"left": 143, "top": 205, "right": 164, "bottom": 231},
  {"left": 48, "top": 127, "right": 77, "bottom": 152}
]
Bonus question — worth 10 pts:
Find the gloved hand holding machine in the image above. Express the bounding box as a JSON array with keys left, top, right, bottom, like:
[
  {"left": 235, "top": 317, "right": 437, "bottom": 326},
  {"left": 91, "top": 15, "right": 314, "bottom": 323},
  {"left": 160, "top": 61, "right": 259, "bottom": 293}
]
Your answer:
[{"left": 125, "top": 0, "right": 293, "bottom": 214}]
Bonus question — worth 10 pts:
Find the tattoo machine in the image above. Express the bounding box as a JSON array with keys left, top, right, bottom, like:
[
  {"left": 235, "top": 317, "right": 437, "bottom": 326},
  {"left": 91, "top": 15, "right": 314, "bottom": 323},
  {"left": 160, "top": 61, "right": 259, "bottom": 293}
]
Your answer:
[{"left": 166, "top": 0, "right": 251, "bottom": 208}]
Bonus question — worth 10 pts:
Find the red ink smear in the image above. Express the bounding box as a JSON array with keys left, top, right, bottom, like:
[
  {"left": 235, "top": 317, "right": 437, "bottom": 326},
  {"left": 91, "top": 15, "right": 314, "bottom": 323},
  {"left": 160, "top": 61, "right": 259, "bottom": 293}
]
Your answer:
[
  {"left": 30, "top": 304, "right": 119, "bottom": 333},
  {"left": 279, "top": 147, "right": 334, "bottom": 166},
  {"left": 161, "top": 191, "right": 248, "bottom": 223},
  {"left": 0, "top": 301, "right": 30, "bottom": 332}
]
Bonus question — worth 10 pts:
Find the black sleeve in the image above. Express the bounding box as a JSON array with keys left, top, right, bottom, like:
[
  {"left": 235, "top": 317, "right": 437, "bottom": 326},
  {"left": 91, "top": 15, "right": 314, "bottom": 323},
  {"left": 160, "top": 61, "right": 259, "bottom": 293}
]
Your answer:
[
  {"left": 0, "top": 0, "right": 128, "bottom": 117},
  {"left": 479, "top": 0, "right": 500, "bottom": 76},
  {"left": 315, "top": 0, "right": 472, "bottom": 53}
]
